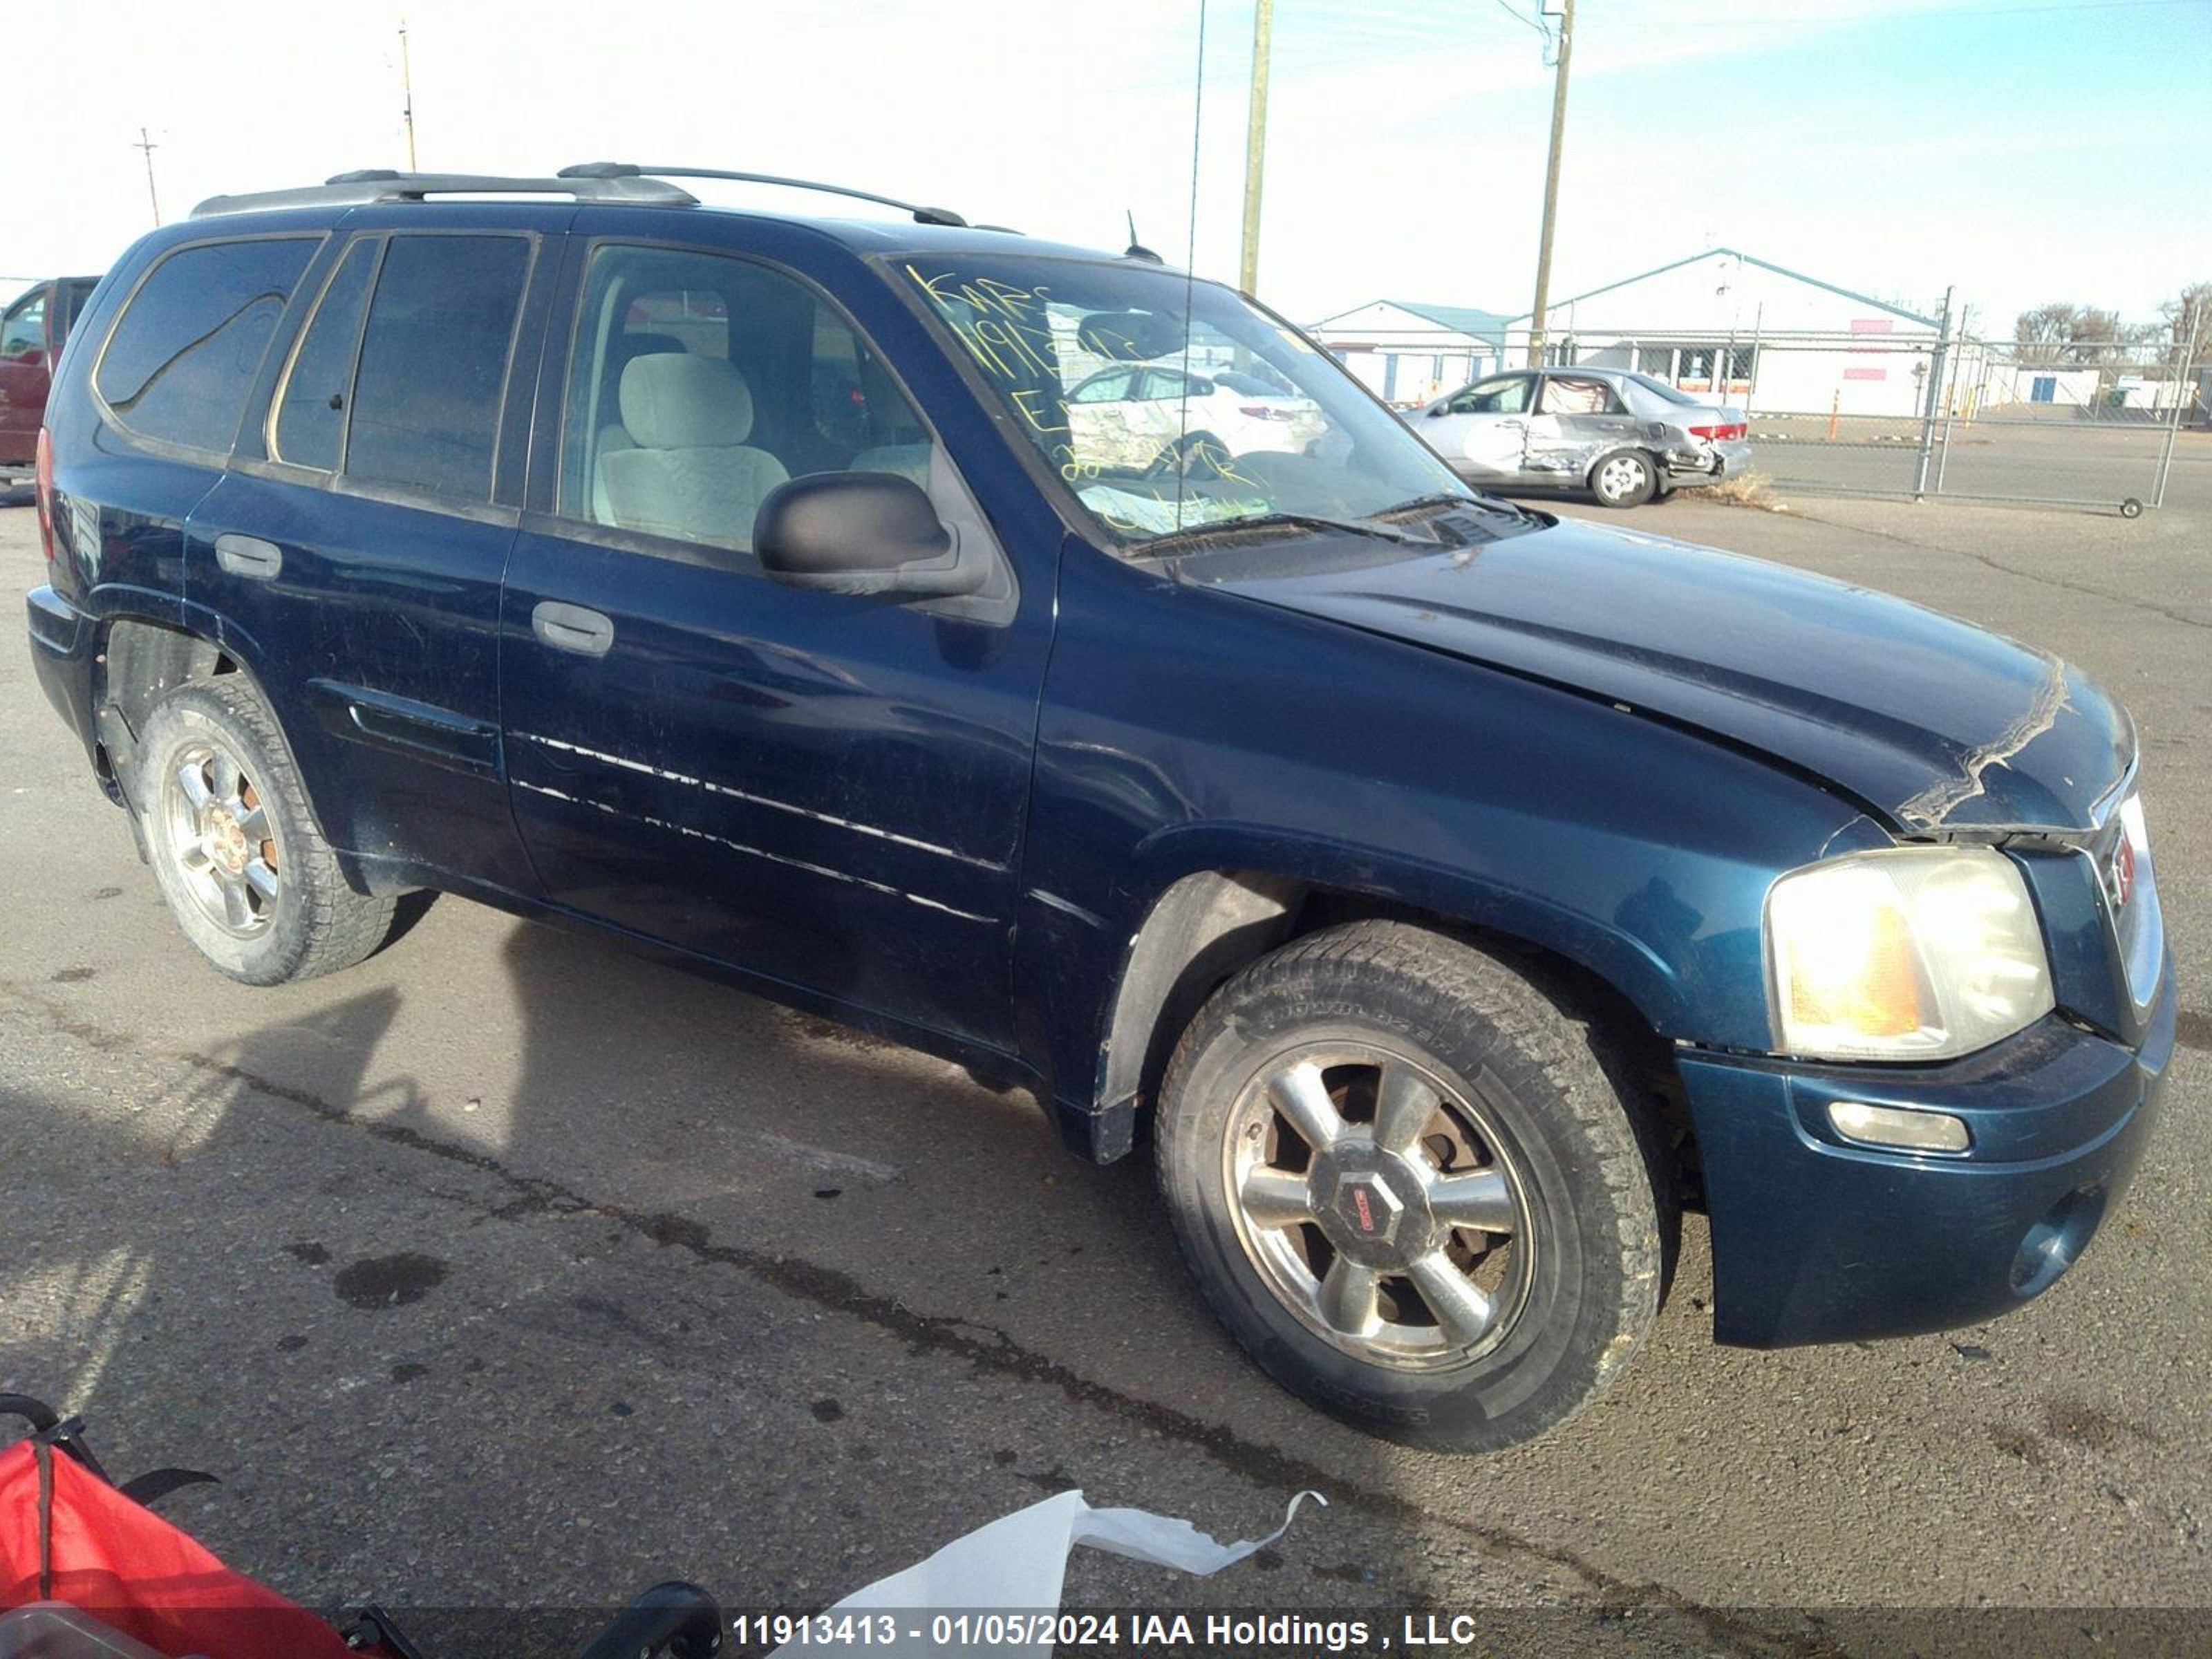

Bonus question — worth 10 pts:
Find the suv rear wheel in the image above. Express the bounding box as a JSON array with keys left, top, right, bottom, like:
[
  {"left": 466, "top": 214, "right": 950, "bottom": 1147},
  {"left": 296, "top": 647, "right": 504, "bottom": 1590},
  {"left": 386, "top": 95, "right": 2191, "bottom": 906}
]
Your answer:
[
  {"left": 1155, "top": 921, "right": 1669, "bottom": 1451},
  {"left": 137, "top": 677, "right": 395, "bottom": 985}
]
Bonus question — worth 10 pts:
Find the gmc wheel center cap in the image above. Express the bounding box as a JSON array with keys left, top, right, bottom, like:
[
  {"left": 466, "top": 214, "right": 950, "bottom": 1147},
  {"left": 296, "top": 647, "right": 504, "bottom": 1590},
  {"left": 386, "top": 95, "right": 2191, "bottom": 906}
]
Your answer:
[
  {"left": 207, "top": 807, "right": 250, "bottom": 875},
  {"left": 1311, "top": 1145, "right": 1433, "bottom": 1268}
]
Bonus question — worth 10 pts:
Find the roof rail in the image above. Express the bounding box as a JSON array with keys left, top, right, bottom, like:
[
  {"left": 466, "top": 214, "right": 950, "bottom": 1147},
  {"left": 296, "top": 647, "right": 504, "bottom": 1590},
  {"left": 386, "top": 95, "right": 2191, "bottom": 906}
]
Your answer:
[
  {"left": 189, "top": 169, "right": 700, "bottom": 218},
  {"left": 559, "top": 163, "right": 968, "bottom": 228}
]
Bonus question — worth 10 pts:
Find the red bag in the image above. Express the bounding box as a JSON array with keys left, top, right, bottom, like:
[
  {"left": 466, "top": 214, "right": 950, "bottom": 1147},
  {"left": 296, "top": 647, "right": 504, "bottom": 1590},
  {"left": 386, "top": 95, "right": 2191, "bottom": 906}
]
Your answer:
[
  {"left": 0, "top": 1411, "right": 364, "bottom": 1659},
  {"left": 3, "top": 1396, "right": 720, "bottom": 1659}
]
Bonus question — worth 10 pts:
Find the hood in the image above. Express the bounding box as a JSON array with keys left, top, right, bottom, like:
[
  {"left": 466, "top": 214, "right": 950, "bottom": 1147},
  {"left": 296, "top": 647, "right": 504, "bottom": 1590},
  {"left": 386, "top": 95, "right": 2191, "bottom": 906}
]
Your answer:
[{"left": 1197, "top": 516, "right": 2133, "bottom": 834}]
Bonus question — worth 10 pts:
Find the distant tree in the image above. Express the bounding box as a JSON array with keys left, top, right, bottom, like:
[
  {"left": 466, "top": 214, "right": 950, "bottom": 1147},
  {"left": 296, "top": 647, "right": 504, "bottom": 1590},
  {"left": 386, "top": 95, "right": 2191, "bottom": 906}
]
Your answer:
[
  {"left": 2161, "top": 281, "right": 2212, "bottom": 359},
  {"left": 2014, "top": 302, "right": 2126, "bottom": 365}
]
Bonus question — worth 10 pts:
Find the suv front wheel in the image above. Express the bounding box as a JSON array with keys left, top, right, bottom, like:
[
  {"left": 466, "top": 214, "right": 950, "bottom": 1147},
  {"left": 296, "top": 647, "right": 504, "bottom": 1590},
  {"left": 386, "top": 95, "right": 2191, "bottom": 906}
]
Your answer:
[
  {"left": 137, "top": 677, "right": 395, "bottom": 986},
  {"left": 1156, "top": 921, "right": 1670, "bottom": 1452}
]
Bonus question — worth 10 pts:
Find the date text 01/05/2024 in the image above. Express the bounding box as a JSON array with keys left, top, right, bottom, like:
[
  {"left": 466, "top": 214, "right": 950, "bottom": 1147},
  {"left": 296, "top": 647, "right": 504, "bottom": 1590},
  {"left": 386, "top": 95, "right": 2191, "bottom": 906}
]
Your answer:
[{"left": 731, "top": 1611, "right": 1526, "bottom": 1651}]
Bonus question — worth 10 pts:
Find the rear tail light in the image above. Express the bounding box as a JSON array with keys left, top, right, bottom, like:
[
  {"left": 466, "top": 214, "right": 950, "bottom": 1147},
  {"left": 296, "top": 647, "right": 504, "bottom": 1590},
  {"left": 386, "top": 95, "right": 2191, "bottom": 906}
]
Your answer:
[
  {"left": 33, "top": 427, "right": 55, "bottom": 563},
  {"left": 1688, "top": 422, "right": 1747, "bottom": 442},
  {"left": 1240, "top": 404, "right": 1295, "bottom": 421}
]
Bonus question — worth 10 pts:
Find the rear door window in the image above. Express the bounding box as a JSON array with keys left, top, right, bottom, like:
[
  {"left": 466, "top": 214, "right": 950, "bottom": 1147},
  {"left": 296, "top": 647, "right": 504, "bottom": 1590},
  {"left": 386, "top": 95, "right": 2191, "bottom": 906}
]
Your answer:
[
  {"left": 1069, "top": 368, "right": 1134, "bottom": 404},
  {"left": 344, "top": 234, "right": 532, "bottom": 500},
  {"left": 57, "top": 279, "right": 100, "bottom": 342},
  {"left": 1136, "top": 368, "right": 1203, "bottom": 400},
  {"left": 94, "top": 238, "right": 319, "bottom": 451},
  {"left": 271, "top": 238, "right": 379, "bottom": 472},
  {"left": 1537, "top": 375, "right": 1627, "bottom": 416}
]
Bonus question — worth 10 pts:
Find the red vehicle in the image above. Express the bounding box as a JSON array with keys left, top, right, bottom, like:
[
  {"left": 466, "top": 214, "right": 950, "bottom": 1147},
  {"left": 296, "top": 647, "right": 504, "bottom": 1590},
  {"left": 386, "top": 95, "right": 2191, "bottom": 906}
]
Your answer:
[{"left": 1, "top": 277, "right": 100, "bottom": 480}]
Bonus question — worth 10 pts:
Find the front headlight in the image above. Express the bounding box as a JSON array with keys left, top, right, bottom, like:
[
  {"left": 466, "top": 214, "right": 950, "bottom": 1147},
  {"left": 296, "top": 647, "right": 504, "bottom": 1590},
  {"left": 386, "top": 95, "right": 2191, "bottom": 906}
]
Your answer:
[{"left": 1765, "top": 847, "right": 2053, "bottom": 1062}]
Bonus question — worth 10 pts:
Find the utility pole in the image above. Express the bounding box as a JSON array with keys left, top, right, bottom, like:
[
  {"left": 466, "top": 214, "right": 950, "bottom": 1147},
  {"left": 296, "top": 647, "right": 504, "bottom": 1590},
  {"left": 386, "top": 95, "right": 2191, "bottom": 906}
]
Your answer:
[
  {"left": 133, "top": 127, "right": 162, "bottom": 226},
  {"left": 1525, "top": 0, "right": 1574, "bottom": 366},
  {"left": 1239, "top": 0, "right": 1275, "bottom": 297},
  {"left": 399, "top": 18, "right": 418, "bottom": 171}
]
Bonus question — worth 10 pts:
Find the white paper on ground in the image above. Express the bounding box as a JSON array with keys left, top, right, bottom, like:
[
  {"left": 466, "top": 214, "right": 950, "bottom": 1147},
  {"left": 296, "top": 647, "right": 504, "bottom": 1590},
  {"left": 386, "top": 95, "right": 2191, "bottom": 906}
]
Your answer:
[{"left": 769, "top": 1489, "right": 1326, "bottom": 1659}]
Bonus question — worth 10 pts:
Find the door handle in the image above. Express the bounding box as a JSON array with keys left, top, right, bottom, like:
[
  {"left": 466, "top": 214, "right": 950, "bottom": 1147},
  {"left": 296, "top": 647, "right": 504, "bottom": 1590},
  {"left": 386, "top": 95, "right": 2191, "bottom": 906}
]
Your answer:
[
  {"left": 214, "top": 533, "right": 283, "bottom": 581},
  {"left": 532, "top": 600, "right": 615, "bottom": 658}
]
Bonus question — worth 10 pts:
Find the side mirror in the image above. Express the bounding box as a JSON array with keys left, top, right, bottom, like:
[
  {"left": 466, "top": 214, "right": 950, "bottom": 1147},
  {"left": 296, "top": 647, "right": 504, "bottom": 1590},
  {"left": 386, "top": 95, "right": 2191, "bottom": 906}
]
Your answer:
[{"left": 754, "top": 471, "right": 986, "bottom": 600}]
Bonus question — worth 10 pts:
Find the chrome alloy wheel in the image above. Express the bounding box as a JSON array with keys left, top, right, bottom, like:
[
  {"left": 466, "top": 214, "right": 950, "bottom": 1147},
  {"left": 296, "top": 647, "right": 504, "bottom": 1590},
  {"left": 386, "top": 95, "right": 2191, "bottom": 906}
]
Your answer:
[
  {"left": 162, "top": 740, "right": 281, "bottom": 937},
  {"left": 1221, "top": 1042, "right": 1535, "bottom": 1370},
  {"left": 1596, "top": 453, "right": 1648, "bottom": 503}
]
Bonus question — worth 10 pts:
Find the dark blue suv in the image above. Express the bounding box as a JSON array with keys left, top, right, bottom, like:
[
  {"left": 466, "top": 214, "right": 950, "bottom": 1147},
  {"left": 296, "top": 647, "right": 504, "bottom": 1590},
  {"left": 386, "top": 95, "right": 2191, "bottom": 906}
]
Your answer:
[{"left": 24, "top": 167, "right": 2174, "bottom": 1450}]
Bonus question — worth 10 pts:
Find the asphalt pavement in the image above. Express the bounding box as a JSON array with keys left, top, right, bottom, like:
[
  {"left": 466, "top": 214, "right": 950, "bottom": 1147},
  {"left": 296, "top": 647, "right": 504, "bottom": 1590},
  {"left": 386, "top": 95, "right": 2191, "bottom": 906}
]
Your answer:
[{"left": 1, "top": 490, "right": 2206, "bottom": 1658}]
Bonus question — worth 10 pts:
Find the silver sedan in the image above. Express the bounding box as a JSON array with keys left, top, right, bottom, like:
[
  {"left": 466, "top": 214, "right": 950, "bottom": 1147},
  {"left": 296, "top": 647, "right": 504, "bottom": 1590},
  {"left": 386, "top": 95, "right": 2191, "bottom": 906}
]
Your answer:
[{"left": 1406, "top": 366, "right": 1752, "bottom": 508}]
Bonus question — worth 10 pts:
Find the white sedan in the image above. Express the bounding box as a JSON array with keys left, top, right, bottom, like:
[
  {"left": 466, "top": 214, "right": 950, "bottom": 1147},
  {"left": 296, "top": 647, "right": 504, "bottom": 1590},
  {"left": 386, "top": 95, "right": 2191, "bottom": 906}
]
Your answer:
[
  {"left": 1065, "top": 364, "right": 1326, "bottom": 474},
  {"left": 1409, "top": 366, "right": 1752, "bottom": 508}
]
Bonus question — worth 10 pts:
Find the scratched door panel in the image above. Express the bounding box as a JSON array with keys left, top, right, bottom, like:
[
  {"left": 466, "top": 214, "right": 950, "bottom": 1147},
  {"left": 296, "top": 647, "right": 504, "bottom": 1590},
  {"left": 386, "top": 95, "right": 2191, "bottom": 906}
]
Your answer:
[
  {"left": 182, "top": 471, "right": 536, "bottom": 890},
  {"left": 500, "top": 526, "right": 1047, "bottom": 1047},
  {"left": 1524, "top": 373, "right": 1642, "bottom": 486},
  {"left": 1421, "top": 371, "right": 1536, "bottom": 483}
]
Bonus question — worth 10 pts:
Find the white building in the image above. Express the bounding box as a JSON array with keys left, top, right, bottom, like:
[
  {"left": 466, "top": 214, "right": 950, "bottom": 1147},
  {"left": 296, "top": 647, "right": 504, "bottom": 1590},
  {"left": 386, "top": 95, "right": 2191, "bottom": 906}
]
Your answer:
[
  {"left": 1518, "top": 249, "right": 1947, "bottom": 418},
  {"left": 1313, "top": 251, "right": 1950, "bottom": 419},
  {"left": 1306, "top": 300, "right": 1515, "bottom": 407}
]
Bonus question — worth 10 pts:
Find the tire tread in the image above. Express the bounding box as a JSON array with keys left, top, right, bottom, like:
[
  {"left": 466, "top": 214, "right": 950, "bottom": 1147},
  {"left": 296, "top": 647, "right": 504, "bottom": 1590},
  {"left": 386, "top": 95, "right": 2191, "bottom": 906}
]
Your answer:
[
  {"left": 138, "top": 676, "right": 395, "bottom": 985},
  {"left": 1154, "top": 919, "right": 1668, "bottom": 1450}
]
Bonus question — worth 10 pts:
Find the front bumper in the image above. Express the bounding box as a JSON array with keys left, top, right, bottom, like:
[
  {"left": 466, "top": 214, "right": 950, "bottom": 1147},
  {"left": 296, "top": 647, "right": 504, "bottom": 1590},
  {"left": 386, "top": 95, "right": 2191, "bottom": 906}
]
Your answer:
[{"left": 1677, "top": 960, "right": 2174, "bottom": 1348}]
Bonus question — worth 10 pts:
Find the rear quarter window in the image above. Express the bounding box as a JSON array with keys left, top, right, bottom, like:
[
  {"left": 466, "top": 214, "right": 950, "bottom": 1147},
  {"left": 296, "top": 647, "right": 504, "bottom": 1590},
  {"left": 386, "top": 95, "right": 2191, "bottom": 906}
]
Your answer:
[
  {"left": 94, "top": 238, "right": 319, "bottom": 452},
  {"left": 342, "top": 233, "right": 531, "bottom": 500}
]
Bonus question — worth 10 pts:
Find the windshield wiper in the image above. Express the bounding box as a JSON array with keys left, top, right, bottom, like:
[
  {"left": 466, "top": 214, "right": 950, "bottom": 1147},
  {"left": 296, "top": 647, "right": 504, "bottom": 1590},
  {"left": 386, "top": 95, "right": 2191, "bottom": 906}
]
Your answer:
[
  {"left": 1142, "top": 509, "right": 1441, "bottom": 555},
  {"left": 1373, "top": 489, "right": 1539, "bottom": 527}
]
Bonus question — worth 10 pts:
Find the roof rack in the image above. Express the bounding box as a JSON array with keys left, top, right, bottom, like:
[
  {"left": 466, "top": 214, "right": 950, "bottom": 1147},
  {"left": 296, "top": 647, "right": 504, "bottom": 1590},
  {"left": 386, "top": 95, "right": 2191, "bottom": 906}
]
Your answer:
[
  {"left": 559, "top": 162, "right": 968, "bottom": 228},
  {"left": 189, "top": 169, "right": 700, "bottom": 218}
]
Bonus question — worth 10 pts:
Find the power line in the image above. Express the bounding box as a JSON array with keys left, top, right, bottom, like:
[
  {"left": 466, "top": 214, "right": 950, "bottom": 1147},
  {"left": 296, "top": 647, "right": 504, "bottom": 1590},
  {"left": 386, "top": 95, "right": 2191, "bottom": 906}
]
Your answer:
[{"left": 1490, "top": 0, "right": 1551, "bottom": 39}]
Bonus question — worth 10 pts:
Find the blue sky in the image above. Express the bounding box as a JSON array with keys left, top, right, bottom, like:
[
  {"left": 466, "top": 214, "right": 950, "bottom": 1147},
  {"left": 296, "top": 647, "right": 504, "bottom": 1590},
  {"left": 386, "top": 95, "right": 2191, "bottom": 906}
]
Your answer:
[{"left": 6, "top": 1, "right": 2206, "bottom": 338}]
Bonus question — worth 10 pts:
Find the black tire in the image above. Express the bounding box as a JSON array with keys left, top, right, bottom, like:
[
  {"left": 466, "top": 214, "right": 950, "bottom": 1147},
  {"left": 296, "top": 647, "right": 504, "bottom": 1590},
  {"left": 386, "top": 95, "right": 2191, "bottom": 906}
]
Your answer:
[
  {"left": 1588, "top": 449, "right": 1658, "bottom": 509},
  {"left": 1155, "top": 921, "right": 1669, "bottom": 1452},
  {"left": 135, "top": 677, "right": 395, "bottom": 986}
]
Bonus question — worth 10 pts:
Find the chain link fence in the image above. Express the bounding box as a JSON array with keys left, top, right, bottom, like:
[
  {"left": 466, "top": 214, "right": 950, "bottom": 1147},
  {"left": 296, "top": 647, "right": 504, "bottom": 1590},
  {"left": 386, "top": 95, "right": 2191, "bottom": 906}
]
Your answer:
[{"left": 1320, "top": 314, "right": 2209, "bottom": 516}]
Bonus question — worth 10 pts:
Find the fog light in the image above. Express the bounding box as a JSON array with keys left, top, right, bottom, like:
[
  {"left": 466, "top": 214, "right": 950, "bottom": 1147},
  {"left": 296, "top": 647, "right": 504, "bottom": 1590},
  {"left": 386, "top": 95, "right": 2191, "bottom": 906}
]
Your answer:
[{"left": 1827, "top": 1101, "right": 1971, "bottom": 1153}]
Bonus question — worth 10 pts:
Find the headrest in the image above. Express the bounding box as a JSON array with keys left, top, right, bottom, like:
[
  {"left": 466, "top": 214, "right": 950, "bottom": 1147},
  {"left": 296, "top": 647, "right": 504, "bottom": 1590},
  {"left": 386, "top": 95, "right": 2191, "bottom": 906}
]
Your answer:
[
  {"left": 619, "top": 354, "right": 755, "bottom": 449},
  {"left": 608, "top": 331, "right": 687, "bottom": 371}
]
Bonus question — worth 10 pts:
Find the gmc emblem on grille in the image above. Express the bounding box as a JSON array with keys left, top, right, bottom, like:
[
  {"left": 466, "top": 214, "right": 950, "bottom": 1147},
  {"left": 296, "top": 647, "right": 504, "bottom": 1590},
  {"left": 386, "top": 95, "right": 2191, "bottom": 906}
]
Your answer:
[{"left": 2108, "top": 838, "right": 2136, "bottom": 911}]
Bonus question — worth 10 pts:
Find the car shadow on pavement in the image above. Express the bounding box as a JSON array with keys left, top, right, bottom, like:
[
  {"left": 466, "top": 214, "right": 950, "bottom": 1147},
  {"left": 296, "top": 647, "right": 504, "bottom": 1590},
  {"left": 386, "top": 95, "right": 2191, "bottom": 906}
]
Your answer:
[{"left": 0, "top": 908, "right": 1846, "bottom": 1653}]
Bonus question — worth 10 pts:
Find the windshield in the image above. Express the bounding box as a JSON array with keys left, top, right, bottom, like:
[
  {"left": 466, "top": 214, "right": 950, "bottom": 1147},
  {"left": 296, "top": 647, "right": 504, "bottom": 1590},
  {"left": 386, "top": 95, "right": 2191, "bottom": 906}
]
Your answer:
[{"left": 900, "top": 254, "right": 1473, "bottom": 545}]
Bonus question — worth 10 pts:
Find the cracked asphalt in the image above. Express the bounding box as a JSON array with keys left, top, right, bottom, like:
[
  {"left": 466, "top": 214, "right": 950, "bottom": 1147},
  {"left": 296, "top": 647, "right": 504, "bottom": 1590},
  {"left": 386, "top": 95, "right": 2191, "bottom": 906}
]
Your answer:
[{"left": 1, "top": 489, "right": 2206, "bottom": 1657}]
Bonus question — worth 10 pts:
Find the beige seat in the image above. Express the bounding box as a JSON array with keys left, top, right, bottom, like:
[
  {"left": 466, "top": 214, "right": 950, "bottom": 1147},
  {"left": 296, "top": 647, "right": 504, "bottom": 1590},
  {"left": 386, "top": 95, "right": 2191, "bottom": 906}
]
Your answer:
[{"left": 597, "top": 355, "right": 789, "bottom": 549}]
